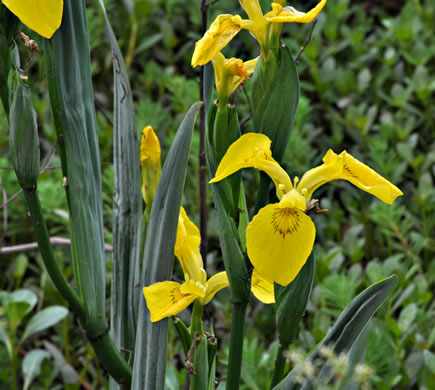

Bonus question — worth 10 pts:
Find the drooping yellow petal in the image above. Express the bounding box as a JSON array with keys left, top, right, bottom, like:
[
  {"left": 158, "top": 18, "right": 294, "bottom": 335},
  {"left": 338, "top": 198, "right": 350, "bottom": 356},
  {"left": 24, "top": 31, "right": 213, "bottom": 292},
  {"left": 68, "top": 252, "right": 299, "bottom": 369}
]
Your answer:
[
  {"left": 201, "top": 271, "right": 229, "bottom": 305},
  {"left": 209, "top": 133, "right": 292, "bottom": 198},
  {"left": 143, "top": 281, "right": 197, "bottom": 322},
  {"left": 211, "top": 53, "right": 259, "bottom": 98},
  {"left": 251, "top": 269, "right": 275, "bottom": 304},
  {"left": 140, "top": 126, "right": 161, "bottom": 205},
  {"left": 246, "top": 202, "right": 316, "bottom": 286},
  {"left": 175, "top": 207, "right": 207, "bottom": 285},
  {"left": 191, "top": 15, "right": 242, "bottom": 67},
  {"left": 3, "top": 0, "right": 64, "bottom": 39},
  {"left": 297, "top": 149, "right": 403, "bottom": 205},
  {"left": 266, "top": 0, "right": 327, "bottom": 24}
]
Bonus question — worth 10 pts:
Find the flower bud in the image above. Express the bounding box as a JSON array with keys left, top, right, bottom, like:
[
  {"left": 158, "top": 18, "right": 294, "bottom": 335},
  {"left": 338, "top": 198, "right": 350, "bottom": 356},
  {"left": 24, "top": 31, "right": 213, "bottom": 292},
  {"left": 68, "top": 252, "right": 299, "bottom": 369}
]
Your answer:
[
  {"left": 9, "top": 77, "right": 40, "bottom": 191},
  {"left": 140, "top": 126, "right": 161, "bottom": 206}
]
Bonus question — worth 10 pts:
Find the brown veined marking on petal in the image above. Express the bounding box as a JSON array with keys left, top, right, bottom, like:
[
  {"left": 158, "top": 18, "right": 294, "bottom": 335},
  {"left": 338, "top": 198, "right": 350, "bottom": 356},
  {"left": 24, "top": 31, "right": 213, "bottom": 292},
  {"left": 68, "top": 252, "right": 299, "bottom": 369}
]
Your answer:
[
  {"left": 343, "top": 163, "right": 358, "bottom": 179},
  {"left": 271, "top": 207, "right": 301, "bottom": 238},
  {"left": 170, "top": 285, "right": 189, "bottom": 304}
]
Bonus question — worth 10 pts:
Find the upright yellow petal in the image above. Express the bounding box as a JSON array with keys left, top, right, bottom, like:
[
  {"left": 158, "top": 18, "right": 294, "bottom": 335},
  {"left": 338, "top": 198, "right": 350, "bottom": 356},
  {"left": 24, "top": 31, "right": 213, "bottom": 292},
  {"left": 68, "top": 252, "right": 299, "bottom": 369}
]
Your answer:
[
  {"left": 297, "top": 149, "right": 403, "bottom": 205},
  {"left": 251, "top": 269, "right": 275, "bottom": 304},
  {"left": 245, "top": 57, "right": 260, "bottom": 75},
  {"left": 266, "top": 0, "right": 327, "bottom": 24},
  {"left": 191, "top": 15, "right": 242, "bottom": 67},
  {"left": 209, "top": 133, "right": 292, "bottom": 197},
  {"left": 175, "top": 207, "right": 206, "bottom": 285},
  {"left": 246, "top": 202, "right": 316, "bottom": 286},
  {"left": 3, "top": 0, "right": 64, "bottom": 39},
  {"left": 201, "top": 271, "right": 229, "bottom": 305},
  {"left": 143, "top": 281, "right": 197, "bottom": 322},
  {"left": 240, "top": 0, "right": 265, "bottom": 27}
]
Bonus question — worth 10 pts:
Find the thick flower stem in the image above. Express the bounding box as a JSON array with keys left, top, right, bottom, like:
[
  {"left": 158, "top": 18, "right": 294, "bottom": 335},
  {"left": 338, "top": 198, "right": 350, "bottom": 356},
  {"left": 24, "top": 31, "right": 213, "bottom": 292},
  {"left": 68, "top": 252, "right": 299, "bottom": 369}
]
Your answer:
[
  {"left": 226, "top": 300, "right": 248, "bottom": 390},
  {"left": 23, "top": 188, "right": 132, "bottom": 388},
  {"left": 23, "top": 188, "right": 86, "bottom": 319},
  {"left": 269, "top": 342, "right": 289, "bottom": 388}
]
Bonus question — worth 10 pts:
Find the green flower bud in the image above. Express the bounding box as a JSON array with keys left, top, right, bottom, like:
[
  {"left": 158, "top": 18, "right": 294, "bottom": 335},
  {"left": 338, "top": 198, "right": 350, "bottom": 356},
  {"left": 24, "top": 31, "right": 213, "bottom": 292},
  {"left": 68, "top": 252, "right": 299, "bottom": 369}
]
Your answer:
[{"left": 9, "top": 77, "right": 40, "bottom": 190}]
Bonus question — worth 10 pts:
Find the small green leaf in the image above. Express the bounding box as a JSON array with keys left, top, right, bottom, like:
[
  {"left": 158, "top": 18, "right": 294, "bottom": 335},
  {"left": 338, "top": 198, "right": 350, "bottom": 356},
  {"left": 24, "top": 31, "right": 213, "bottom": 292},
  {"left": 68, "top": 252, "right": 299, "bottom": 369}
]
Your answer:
[
  {"left": 423, "top": 350, "right": 435, "bottom": 374},
  {"left": 1, "top": 289, "right": 37, "bottom": 332},
  {"left": 398, "top": 303, "right": 417, "bottom": 332},
  {"left": 22, "top": 349, "right": 50, "bottom": 390},
  {"left": 21, "top": 306, "right": 68, "bottom": 344}
]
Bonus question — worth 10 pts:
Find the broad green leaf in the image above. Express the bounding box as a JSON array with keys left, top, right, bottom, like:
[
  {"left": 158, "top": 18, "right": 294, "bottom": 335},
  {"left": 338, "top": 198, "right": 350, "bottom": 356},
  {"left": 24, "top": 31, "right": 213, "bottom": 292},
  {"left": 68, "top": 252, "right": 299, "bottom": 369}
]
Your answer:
[
  {"left": 43, "top": 0, "right": 106, "bottom": 339},
  {"left": 251, "top": 46, "right": 299, "bottom": 163},
  {"left": 274, "top": 276, "right": 397, "bottom": 389},
  {"left": 98, "top": 1, "right": 142, "bottom": 378},
  {"left": 22, "top": 349, "right": 50, "bottom": 390},
  {"left": 21, "top": 306, "right": 68, "bottom": 344},
  {"left": 132, "top": 102, "right": 201, "bottom": 390}
]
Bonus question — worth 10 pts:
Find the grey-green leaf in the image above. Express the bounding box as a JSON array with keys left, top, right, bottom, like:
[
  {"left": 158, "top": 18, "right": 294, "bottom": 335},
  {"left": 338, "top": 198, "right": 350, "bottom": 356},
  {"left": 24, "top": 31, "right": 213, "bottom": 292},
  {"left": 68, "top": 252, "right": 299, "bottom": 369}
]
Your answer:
[
  {"left": 43, "top": 0, "right": 106, "bottom": 338},
  {"left": 21, "top": 306, "right": 68, "bottom": 344},
  {"left": 22, "top": 349, "right": 50, "bottom": 390},
  {"left": 274, "top": 276, "right": 397, "bottom": 389},
  {"left": 97, "top": 0, "right": 142, "bottom": 377},
  {"left": 132, "top": 102, "right": 201, "bottom": 390}
]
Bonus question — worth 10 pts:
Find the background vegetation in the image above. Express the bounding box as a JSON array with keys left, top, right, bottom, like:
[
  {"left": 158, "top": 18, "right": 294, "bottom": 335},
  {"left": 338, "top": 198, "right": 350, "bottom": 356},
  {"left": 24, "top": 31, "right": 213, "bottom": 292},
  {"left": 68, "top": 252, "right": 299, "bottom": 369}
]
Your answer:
[{"left": 0, "top": 0, "right": 434, "bottom": 388}]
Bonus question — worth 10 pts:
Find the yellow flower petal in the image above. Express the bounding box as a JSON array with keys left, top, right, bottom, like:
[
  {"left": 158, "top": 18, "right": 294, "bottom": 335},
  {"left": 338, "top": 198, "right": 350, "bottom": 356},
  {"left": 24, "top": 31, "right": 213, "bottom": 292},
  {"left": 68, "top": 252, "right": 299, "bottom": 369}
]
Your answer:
[
  {"left": 140, "top": 126, "right": 161, "bottom": 167},
  {"left": 3, "top": 0, "right": 64, "bottom": 39},
  {"left": 175, "top": 207, "right": 207, "bottom": 285},
  {"left": 239, "top": 0, "right": 267, "bottom": 31},
  {"left": 266, "top": 0, "right": 327, "bottom": 24},
  {"left": 191, "top": 14, "right": 242, "bottom": 67},
  {"left": 143, "top": 281, "right": 197, "bottom": 322},
  {"left": 245, "top": 57, "right": 260, "bottom": 75},
  {"left": 246, "top": 203, "right": 316, "bottom": 286},
  {"left": 209, "top": 133, "right": 292, "bottom": 197},
  {"left": 251, "top": 269, "right": 275, "bottom": 304},
  {"left": 297, "top": 149, "right": 403, "bottom": 205},
  {"left": 212, "top": 53, "right": 259, "bottom": 98},
  {"left": 201, "top": 271, "right": 229, "bottom": 305}
]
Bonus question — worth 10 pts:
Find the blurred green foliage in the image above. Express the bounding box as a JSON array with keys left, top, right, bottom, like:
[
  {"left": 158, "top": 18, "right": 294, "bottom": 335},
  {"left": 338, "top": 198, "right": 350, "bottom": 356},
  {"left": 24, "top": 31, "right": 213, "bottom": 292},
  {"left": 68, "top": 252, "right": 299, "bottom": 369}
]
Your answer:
[{"left": 0, "top": 0, "right": 434, "bottom": 388}]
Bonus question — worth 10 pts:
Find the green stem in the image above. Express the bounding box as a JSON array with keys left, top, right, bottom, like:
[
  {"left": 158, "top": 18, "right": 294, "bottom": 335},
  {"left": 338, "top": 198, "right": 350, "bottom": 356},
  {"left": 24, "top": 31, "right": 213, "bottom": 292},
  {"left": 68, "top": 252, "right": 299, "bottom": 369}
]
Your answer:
[
  {"left": 191, "top": 300, "right": 204, "bottom": 336},
  {"left": 90, "top": 331, "right": 132, "bottom": 388},
  {"left": 23, "top": 189, "right": 86, "bottom": 320},
  {"left": 23, "top": 188, "right": 132, "bottom": 387},
  {"left": 226, "top": 301, "right": 248, "bottom": 390},
  {"left": 269, "top": 343, "right": 288, "bottom": 389},
  {"left": 10, "top": 335, "right": 17, "bottom": 390}
]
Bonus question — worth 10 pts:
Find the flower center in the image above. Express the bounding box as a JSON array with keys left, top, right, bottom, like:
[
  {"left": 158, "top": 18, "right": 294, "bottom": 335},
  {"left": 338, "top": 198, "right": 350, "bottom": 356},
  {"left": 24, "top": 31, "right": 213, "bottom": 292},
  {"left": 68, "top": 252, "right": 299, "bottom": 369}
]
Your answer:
[{"left": 271, "top": 207, "right": 301, "bottom": 238}]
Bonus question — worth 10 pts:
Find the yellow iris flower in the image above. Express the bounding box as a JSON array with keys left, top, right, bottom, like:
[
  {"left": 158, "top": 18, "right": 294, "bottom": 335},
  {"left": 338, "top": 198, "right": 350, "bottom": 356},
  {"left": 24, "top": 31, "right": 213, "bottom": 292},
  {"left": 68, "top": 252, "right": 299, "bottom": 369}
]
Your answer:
[
  {"left": 143, "top": 207, "right": 274, "bottom": 322},
  {"left": 140, "top": 126, "right": 161, "bottom": 206},
  {"left": 192, "top": 0, "right": 327, "bottom": 67},
  {"left": 212, "top": 52, "right": 259, "bottom": 99},
  {"left": 210, "top": 133, "right": 403, "bottom": 286},
  {"left": 2, "top": 0, "right": 64, "bottom": 39}
]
